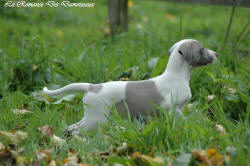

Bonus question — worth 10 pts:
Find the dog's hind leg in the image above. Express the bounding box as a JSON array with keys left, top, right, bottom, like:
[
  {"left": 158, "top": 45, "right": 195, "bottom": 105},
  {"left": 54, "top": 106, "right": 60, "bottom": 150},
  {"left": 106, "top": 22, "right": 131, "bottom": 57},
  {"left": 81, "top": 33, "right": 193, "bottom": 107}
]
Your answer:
[
  {"left": 67, "top": 92, "right": 110, "bottom": 135},
  {"left": 68, "top": 115, "right": 108, "bottom": 135}
]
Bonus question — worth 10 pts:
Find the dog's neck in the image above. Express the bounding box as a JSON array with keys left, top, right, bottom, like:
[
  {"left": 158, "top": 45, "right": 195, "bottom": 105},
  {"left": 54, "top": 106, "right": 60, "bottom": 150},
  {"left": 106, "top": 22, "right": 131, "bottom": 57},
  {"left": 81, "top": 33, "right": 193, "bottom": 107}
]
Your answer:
[{"left": 162, "top": 51, "right": 193, "bottom": 82}]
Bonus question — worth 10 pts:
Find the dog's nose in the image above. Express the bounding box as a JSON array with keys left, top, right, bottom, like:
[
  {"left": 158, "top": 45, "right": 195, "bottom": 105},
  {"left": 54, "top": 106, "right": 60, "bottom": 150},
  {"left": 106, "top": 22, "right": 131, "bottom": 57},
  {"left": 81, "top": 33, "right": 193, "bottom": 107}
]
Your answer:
[{"left": 215, "top": 53, "right": 219, "bottom": 57}]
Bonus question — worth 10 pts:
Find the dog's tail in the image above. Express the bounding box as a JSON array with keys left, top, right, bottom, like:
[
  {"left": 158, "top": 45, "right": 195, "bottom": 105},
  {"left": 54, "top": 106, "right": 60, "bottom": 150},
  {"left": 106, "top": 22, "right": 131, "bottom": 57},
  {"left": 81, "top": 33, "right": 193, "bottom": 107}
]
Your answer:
[{"left": 43, "top": 83, "right": 90, "bottom": 96}]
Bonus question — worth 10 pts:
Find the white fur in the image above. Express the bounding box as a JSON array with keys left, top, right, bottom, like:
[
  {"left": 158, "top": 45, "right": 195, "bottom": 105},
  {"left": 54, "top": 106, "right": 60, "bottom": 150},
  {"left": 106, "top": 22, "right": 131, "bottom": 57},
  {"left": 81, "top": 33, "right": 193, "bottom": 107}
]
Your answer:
[{"left": 43, "top": 39, "right": 217, "bottom": 134}]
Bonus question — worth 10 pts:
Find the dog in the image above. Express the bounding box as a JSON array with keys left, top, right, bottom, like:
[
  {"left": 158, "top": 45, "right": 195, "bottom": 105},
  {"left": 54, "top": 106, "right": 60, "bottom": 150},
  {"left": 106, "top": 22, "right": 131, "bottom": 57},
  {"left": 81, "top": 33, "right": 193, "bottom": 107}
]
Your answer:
[{"left": 43, "top": 39, "right": 218, "bottom": 135}]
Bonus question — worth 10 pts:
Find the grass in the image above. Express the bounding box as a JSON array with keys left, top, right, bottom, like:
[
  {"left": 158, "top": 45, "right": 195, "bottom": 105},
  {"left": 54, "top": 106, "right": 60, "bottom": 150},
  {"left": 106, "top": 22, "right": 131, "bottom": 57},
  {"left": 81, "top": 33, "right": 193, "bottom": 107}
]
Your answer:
[{"left": 0, "top": 0, "right": 249, "bottom": 165}]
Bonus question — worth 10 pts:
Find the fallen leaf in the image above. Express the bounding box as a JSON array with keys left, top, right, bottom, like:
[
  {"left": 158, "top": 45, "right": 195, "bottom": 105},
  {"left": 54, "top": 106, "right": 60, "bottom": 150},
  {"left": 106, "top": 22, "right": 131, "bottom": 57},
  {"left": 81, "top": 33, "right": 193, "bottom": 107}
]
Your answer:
[
  {"left": 191, "top": 148, "right": 224, "bottom": 166},
  {"left": 37, "top": 125, "right": 53, "bottom": 137},
  {"left": 11, "top": 109, "right": 33, "bottom": 115},
  {"left": 206, "top": 95, "right": 215, "bottom": 102},
  {"left": 50, "top": 135, "right": 66, "bottom": 146},
  {"left": 152, "top": 156, "right": 164, "bottom": 164},
  {"left": 35, "top": 149, "right": 53, "bottom": 162},
  {"left": 32, "top": 64, "right": 38, "bottom": 71},
  {"left": 222, "top": 85, "right": 237, "bottom": 95},
  {"left": 35, "top": 151, "right": 48, "bottom": 161},
  {"left": 0, "top": 148, "right": 16, "bottom": 165},
  {"left": 0, "top": 131, "right": 13, "bottom": 141},
  {"left": 63, "top": 153, "right": 79, "bottom": 166},
  {"left": 215, "top": 124, "right": 226, "bottom": 136},
  {"left": 191, "top": 149, "right": 207, "bottom": 161},
  {"left": 14, "top": 131, "right": 28, "bottom": 144},
  {"left": 187, "top": 103, "right": 193, "bottom": 112},
  {"left": 228, "top": 87, "right": 236, "bottom": 95},
  {"left": 132, "top": 151, "right": 160, "bottom": 165},
  {"left": 115, "top": 126, "right": 126, "bottom": 132},
  {"left": 49, "top": 160, "right": 56, "bottom": 166},
  {"left": 206, "top": 148, "right": 224, "bottom": 166},
  {"left": 0, "top": 130, "right": 28, "bottom": 145}
]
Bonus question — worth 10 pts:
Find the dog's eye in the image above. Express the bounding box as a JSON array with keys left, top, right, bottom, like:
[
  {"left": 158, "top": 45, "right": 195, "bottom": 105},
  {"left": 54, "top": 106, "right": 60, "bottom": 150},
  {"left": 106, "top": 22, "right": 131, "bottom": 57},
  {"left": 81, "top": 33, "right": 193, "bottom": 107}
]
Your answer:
[{"left": 178, "top": 50, "right": 183, "bottom": 55}]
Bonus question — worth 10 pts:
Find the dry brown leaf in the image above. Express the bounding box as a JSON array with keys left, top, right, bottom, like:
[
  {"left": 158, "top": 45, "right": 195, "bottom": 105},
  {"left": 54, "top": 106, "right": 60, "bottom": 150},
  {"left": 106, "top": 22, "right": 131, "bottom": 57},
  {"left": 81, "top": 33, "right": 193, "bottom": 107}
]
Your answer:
[
  {"left": 14, "top": 131, "right": 28, "bottom": 141},
  {"left": 132, "top": 151, "right": 156, "bottom": 164},
  {"left": 11, "top": 109, "right": 33, "bottom": 115},
  {"left": 51, "top": 135, "right": 66, "bottom": 146},
  {"left": 222, "top": 85, "right": 237, "bottom": 95},
  {"left": 38, "top": 125, "right": 53, "bottom": 137},
  {"left": 63, "top": 155, "right": 79, "bottom": 166},
  {"left": 0, "top": 148, "right": 16, "bottom": 165},
  {"left": 206, "top": 95, "right": 215, "bottom": 102},
  {"left": 132, "top": 151, "right": 142, "bottom": 158},
  {"left": 35, "top": 149, "right": 53, "bottom": 162},
  {"left": 215, "top": 124, "right": 226, "bottom": 136},
  {"left": 228, "top": 87, "right": 236, "bottom": 95},
  {"left": 32, "top": 64, "right": 39, "bottom": 71},
  {"left": 192, "top": 148, "right": 224, "bottom": 166},
  {"left": 35, "top": 151, "right": 48, "bottom": 161},
  {"left": 187, "top": 103, "right": 193, "bottom": 112},
  {"left": 78, "top": 164, "right": 92, "bottom": 166},
  {"left": 49, "top": 160, "right": 56, "bottom": 166},
  {"left": 192, "top": 149, "right": 207, "bottom": 161},
  {"left": 152, "top": 156, "right": 164, "bottom": 164},
  {"left": 0, "top": 130, "right": 28, "bottom": 145}
]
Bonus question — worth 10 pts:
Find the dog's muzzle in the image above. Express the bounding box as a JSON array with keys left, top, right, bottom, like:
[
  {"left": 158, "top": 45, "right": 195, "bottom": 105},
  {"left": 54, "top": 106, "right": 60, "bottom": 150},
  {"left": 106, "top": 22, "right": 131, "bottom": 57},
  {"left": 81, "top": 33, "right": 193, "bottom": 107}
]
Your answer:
[{"left": 198, "top": 49, "right": 218, "bottom": 66}]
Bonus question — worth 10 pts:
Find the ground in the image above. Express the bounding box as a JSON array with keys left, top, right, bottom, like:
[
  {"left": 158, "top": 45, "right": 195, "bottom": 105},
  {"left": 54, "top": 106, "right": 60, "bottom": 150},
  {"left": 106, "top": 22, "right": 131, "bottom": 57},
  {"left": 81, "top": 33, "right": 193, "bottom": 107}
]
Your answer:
[{"left": 0, "top": 0, "right": 249, "bottom": 165}]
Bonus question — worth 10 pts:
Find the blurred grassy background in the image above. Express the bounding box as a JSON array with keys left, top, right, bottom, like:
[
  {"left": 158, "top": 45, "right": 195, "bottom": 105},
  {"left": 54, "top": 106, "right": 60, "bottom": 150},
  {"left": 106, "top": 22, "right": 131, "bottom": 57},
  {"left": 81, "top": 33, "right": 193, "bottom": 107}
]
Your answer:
[{"left": 0, "top": 0, "right": 249, "bottom": 165}]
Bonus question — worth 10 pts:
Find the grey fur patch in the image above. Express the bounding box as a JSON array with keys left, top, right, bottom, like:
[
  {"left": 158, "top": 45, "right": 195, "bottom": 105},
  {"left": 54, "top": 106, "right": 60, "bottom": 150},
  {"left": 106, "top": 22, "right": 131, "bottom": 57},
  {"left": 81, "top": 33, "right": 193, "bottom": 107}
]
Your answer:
[
  {"left": 115, "top": 81, "right": 162, "bottom": 119},
  {"left": 89, "top": 84, "right": 102, "bottom": 93},
  {"left": 179, "top": 40, "right": 213, "bottom": 66}
]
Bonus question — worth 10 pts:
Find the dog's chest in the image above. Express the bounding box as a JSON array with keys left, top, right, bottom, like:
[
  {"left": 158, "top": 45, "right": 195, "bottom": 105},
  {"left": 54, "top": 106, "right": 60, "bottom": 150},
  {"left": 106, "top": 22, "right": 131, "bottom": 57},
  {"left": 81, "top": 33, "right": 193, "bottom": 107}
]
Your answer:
[{"left": 157, "top": 79, "right": 191, "bottom": 109}]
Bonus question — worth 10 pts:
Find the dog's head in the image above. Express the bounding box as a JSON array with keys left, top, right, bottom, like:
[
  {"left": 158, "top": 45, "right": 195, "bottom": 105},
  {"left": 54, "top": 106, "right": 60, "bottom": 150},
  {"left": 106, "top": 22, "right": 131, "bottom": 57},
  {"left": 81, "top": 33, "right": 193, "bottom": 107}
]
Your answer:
[{"left": 168, "top": 39, "right": 218, "bottom": 67}]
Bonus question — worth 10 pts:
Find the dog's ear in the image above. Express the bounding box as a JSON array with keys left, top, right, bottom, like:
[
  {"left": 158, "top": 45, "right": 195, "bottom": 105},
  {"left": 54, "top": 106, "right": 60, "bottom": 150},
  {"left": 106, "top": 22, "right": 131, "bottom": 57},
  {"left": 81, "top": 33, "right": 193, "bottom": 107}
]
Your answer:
[
  {"left": 168, "top": 45, "right": 175, "bottom": 56},
  {"left": 178, "top": 42, "right": 192, "bottom": 64}
]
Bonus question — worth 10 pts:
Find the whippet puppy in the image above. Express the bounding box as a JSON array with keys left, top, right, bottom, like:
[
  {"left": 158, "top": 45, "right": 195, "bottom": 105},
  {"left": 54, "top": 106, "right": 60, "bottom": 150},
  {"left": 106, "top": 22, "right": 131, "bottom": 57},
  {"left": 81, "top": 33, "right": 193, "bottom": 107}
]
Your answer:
[{"left": 43, "top": 39, "right": 218, "bottom": 134}]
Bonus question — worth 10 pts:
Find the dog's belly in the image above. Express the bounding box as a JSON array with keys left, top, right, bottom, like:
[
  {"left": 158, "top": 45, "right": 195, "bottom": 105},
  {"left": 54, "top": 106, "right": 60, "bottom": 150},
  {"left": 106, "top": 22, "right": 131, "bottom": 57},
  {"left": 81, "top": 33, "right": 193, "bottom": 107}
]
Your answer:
[{"left": 115, "top": 80, "right": 162, "bottom": 118}]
